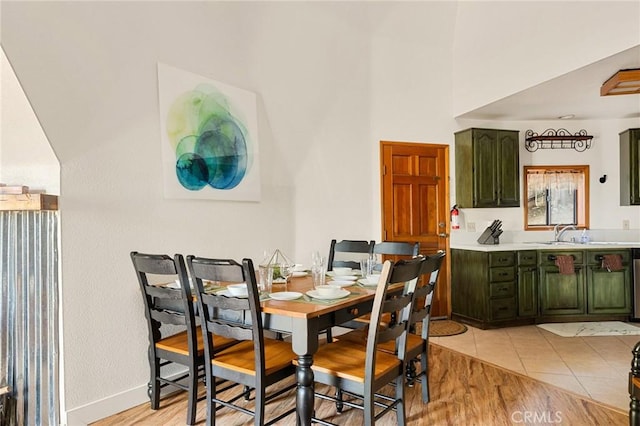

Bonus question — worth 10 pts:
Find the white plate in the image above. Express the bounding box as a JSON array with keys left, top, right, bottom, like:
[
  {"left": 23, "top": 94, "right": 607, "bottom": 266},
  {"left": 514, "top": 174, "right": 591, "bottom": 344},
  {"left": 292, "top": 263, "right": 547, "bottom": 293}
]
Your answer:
[
  {"left": 269, "top": 291, "right": 303, "bottom": 301},
  {"left": 306, "top": 289, "right": 350, "bottom": 300},
  {"left": 217, "top": 289, "right": 248, "bottom": 298},
  {"left": 357, "top": 278, "right": 379, "bottom": 287},
  {"left": 328, "top": 280, "right": 355, "bottom": 288},
  {"left": 292, "top": 271, "right": 308, "bottom": 277},
  {"left": 332, "top": 275, "right": 357, "bottom": 281}
]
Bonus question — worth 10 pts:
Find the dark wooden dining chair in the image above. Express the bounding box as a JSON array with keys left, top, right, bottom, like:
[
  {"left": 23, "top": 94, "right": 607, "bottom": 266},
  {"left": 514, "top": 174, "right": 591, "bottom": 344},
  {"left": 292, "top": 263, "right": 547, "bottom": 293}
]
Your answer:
[
  {"left": 303, "top": 258, "right": 425, "bottom": 425},
  {"left": 130, "top": 252, "right": 209, "bottom": 425},
  {"left": 381, "top": 251, "right": 446, "bottom": 403},
  {"left": 186, "top": 256, "right": 297, "bottom": 426},
  {"left": 407, "top": 251, "right": 446, "bottom": 401},
  {"left": 327, "top": 239, "right": 375, "bottom": 271}
]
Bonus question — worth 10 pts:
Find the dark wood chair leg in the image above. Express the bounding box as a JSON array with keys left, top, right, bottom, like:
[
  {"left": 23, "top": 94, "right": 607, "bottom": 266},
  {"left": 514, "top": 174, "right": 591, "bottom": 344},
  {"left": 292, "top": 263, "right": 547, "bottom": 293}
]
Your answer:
[
  {"left": 335, "top": 388, "right": 344, "bottom": 413},
  {"left": 187, "top": 364, "right": 198, "bottom": 425},
  {"left": 406, "top": 359, "right": 417, "bottom": 387},
  {"left": 149, "top": 353, "right": 160, "bottom": 410},
  {"left": 630, "top": 342, "right": 640, "bottom": 425},
  {"left": 421, "top": 347, "right": 430, "bottom": 403}
]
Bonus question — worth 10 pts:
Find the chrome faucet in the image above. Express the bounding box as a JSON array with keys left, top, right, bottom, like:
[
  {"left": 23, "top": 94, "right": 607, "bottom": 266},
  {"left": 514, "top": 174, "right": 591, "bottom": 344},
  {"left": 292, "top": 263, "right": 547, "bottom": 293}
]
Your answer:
[{"left": 554, "top": 224, "right": 577, "bottom": 242}]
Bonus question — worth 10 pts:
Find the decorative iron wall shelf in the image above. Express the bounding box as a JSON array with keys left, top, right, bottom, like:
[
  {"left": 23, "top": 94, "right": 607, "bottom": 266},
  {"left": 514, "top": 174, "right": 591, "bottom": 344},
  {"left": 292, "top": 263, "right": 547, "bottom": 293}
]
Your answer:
[{"left": 524, "top": 129, "right": 593, "bottom": 152}]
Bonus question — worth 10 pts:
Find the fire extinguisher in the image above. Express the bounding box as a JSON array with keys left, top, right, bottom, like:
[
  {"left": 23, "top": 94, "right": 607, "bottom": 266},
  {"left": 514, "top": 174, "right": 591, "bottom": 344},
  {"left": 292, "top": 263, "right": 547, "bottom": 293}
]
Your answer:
[{"left": 451, "top": 204, "right": 460, "bottom": 230}]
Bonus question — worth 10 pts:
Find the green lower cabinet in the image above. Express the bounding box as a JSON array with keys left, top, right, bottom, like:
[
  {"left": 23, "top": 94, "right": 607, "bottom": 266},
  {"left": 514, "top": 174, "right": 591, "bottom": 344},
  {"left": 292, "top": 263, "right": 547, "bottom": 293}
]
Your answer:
[
  {"left": 451, "top": 248, "right": 633, "bottom": 328},
  {"left": 586, "top": 265, "right": 632, "bottom": 314},
  {"left": 517, "top": 266, "right": 538, "bottom": 317},
  {"left": 539, "top": 265, "right": 586, "bottom": 316}
]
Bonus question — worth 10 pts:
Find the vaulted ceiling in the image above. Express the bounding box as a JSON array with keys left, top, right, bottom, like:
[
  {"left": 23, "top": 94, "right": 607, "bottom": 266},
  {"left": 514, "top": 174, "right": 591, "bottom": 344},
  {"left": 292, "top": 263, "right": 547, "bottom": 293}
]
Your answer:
[{"left": 458, "top": 45, "right": 640, "bottom": 121}]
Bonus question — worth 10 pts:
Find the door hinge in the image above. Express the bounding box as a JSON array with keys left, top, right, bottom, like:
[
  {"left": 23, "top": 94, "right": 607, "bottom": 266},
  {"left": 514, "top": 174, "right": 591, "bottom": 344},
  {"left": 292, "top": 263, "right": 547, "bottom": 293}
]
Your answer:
[
  {"left": 384, "top": 229, "right": 387, "bottom": 239},
  {"left": 383, "top": 165, "right": 387, "bottom": 175}
]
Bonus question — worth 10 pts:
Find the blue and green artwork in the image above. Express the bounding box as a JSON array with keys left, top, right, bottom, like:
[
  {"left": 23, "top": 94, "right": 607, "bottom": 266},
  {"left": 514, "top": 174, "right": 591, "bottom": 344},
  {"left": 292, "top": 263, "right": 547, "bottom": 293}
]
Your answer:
[
  {"left": 168, "top": 85, "right": 249, "bottom": 191},
  {"left": 158, "top": 63, "right": 260, "bottom": 201}
]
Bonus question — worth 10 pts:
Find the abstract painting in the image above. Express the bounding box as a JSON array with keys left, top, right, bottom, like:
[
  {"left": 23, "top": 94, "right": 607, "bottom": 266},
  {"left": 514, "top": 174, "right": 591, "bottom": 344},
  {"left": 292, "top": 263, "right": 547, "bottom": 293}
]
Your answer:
[{"left": 158, "top": 63, "right": 260, "bottom": 201}]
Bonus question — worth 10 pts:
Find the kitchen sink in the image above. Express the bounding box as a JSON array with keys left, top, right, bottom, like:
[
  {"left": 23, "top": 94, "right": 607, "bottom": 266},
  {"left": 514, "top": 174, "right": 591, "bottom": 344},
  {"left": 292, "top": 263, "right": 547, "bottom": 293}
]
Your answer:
[
  {"left": 524, "top": 241, "right": 576, "bottom": 245},
  {"left": 523, "top": 241, "right": 635, "bottom": 246}
]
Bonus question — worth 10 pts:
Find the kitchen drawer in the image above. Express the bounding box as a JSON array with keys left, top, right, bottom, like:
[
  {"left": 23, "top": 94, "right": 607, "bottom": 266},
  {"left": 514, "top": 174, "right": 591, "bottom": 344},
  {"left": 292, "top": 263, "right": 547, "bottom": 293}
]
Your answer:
[
  {"left": 539, "top": 250, "right": 584, "bottom": 266},
  {"left": 489, "top": 281, "right": 515, "bottom": 299},
  {"left": 489, "top": 252, "right": 515, "bottom": 267},
  {"left": 585, "top": 249, "right": 630, "bottom": 265},
  {"left": 490, "top": 297, "right": 516, "bottom": 320},
  {"left": 518, "top": 250, "right": 537, "bottom": 266},
  {"left": 489, "top": 266, "right": 515, "bottom": 282}
]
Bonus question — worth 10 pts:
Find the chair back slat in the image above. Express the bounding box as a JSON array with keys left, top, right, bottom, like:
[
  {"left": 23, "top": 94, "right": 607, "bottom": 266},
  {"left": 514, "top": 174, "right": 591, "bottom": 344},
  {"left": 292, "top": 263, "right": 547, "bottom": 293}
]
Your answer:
[
  {"left": 132, "top": 254, "right": 177, "bottom": 275},
  {"left": 327, "top": 239, "right": 375, "bottom": 271},
  {"left": 200, "top": 292, "right": 251, "bottom": 311},
  {"left": 383, "top": 293, "right": 413, "bottom": 313},
  {"left": 151, "top": 309, "right": 188, "bottom": 326},
  {"left": 373, "top": 241, "right": 420, "bottom": 257},
  {"left": 206, "top": 319, "right": 253, "bottom": 342},
  {"left": 190, "top": 259, "right": 245, "bottom": 283},
  {"left": 145, "top": 285, "right": 183, "bottom": 300},
  {"left": 377, "top": 320, "right": 407, "bottom": 344}
]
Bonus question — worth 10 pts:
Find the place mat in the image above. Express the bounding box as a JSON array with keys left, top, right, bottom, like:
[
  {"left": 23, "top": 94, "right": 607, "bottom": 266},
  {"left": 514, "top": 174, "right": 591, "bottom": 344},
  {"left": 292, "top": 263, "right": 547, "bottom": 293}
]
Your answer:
[{"left": 537, "top": 321, "right": 640, "bottom": 337}]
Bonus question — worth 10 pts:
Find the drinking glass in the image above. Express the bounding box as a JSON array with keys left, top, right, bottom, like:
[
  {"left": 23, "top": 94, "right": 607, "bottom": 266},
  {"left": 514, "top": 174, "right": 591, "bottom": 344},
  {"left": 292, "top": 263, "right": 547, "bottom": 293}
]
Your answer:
[
  {"left": 258, "top": 249, "right": 273, "bottom": 292},
  {"left": 360, "top": 258, "right": 371, "bottom": 279},
  {"left": 311, "top": 263, "right": 326, "bottom": 289},
  {"left": 258, "top": 265, "right": 273, "bottom": 293},
  {"left": 277, "top": 263, "right": 292, "bottom": 291}
]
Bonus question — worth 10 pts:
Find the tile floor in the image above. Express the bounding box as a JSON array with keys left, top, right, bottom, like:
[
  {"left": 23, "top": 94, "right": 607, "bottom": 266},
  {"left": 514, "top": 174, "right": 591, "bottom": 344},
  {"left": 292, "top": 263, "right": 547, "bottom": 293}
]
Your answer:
[{"left": 430, "top": 323, "right": 640, "bottom": 412}]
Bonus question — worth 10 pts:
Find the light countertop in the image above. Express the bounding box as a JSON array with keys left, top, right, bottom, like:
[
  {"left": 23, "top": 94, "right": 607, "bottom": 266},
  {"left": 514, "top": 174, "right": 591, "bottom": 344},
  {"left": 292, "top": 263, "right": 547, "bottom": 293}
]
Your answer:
[{"left": 451, "top": 241, "right": 640, "bottom": 252}]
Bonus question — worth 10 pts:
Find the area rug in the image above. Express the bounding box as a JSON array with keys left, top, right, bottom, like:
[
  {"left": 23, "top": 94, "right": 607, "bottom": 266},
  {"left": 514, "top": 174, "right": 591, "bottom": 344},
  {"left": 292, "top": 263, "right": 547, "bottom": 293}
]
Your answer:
[
  {"left": 537, "top": 321, "right": 640, "bottom": 337},
  {"left": 428, "top": 319, "right": 468, "bottom": 337}
]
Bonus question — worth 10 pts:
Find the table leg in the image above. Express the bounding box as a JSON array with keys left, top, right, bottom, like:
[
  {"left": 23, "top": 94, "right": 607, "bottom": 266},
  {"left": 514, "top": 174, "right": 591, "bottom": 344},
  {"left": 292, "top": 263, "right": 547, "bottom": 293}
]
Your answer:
[{"left": 296, "top": 354, "right": 314, "bottom": 426}]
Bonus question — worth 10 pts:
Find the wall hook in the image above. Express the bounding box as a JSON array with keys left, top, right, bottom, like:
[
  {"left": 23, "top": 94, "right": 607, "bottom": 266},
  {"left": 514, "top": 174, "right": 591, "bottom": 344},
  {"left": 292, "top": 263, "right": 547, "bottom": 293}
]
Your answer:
[{"left": 599, "top": 174, "right": 607, "bottom": 183}]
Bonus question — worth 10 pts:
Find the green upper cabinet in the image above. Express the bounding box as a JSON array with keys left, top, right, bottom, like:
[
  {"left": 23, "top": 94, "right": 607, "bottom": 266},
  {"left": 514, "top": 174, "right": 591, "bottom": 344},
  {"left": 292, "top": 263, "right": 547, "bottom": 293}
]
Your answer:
[
  {"left": 620, "top": 128, "right": 640, "bottom": 206},
  {"left": 455, "top": 128, "right": 520, "bottom": 208}
]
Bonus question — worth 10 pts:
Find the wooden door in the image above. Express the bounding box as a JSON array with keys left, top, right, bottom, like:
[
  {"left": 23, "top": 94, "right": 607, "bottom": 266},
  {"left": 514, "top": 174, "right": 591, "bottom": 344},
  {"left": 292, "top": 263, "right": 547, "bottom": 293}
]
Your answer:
[{"left": 380, "top": 141, "right": 450, "bottom": 317}]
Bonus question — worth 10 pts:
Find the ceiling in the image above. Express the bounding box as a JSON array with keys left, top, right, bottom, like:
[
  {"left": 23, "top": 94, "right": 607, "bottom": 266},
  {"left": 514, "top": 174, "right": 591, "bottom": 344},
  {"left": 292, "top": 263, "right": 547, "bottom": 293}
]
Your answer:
[{"left": 458, "top": 45, "right": 640, "bottom": 121}]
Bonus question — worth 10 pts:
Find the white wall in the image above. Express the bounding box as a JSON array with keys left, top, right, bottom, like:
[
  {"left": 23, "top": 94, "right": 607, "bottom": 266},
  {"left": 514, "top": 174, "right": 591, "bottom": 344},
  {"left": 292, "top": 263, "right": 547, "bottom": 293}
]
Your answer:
[
  {"left": 0, "top": 48, "right": 59, "bottom": 193},
  {"left": 1, "top": 1, "right": 639, "bottom": 424},
  {"left": 1, "top": 2, "right": 377, "bottom": 423},
  {"left": 452, "top": 1, "right": 640, "bottom": 116}
]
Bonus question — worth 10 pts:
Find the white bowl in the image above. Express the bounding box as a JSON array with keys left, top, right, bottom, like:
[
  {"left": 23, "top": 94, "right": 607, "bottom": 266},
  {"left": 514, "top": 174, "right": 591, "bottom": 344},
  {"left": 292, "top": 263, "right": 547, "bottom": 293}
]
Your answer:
[
  {"left": 333, "top": 267, "right": 352, "bottom": 275},
  {"left": 293, "top": 263, "right": 306, "bottom": 272},
  {"left": 227, "top": 283, "right": 248, "bottom": 296},
  {"left": 364, "top": 275, "right": 380, "bottom": 285},
  {"left": 316, "top": 285, "right": 342, "bottom": 297}
]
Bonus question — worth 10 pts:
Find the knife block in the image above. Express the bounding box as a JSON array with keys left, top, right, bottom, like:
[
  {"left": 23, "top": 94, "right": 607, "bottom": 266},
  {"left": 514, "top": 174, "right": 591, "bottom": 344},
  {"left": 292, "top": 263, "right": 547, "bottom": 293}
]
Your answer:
[{"left": 477, "top": 227, "right": 500, "bottom": 245}]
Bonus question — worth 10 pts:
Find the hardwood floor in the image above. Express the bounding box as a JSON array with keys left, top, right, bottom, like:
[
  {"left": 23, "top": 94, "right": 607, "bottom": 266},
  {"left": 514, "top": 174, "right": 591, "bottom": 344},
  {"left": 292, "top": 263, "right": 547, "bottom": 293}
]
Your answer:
[{"left": 91, "top": 344, "right": 628, "bottom": 425}]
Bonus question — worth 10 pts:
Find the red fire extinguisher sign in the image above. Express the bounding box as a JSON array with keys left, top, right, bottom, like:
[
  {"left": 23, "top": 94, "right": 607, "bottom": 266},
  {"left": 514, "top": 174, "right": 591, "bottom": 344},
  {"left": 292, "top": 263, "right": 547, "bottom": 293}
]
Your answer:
[{"left": 451, "top": 205, "right": 460, "bottom": 229}]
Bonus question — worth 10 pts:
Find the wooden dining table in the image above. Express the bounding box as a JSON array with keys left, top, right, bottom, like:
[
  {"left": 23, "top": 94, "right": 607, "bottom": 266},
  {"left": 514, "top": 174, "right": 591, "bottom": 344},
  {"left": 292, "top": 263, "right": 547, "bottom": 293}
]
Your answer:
[{"left": 259, "top": 274, "right": 384, "bottom": 426}]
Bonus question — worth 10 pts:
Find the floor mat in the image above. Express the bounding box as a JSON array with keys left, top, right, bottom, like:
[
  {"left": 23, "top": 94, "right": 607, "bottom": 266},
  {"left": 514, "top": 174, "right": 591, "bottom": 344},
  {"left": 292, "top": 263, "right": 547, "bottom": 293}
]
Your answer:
[
  {"left": 428, "top": 319, "right": 468, "bottom": 337},
  {"left": 537, "top": 321, "right": 640, "bottom": 337}
]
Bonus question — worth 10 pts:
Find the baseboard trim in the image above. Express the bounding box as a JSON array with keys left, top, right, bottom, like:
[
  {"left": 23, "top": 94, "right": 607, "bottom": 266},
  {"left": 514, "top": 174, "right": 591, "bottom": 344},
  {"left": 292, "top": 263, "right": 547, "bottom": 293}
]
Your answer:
[{"left": 64, "top": 373, "right": 185, "bottom": 425}]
